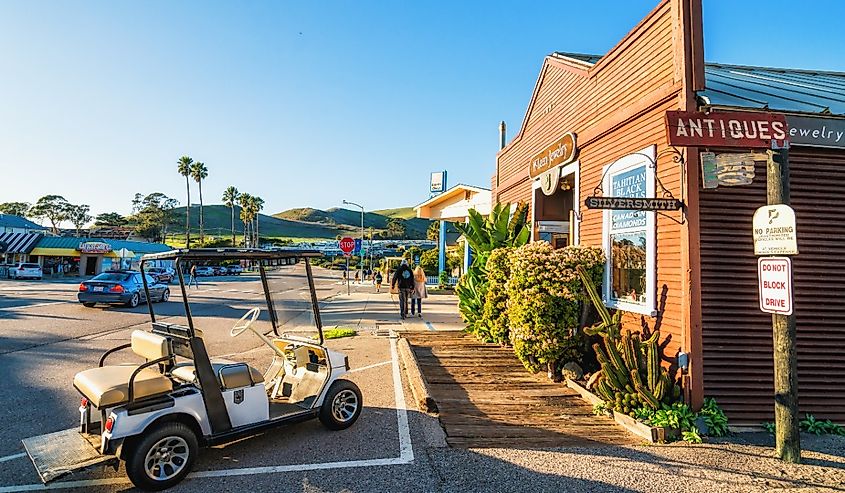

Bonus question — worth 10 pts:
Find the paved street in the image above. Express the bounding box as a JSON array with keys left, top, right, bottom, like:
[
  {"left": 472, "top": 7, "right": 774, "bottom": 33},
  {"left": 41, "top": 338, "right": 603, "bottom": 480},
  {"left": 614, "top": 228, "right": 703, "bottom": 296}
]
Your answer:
[{"left": 1, "top": 271, "right": 845, "bottom": 492}]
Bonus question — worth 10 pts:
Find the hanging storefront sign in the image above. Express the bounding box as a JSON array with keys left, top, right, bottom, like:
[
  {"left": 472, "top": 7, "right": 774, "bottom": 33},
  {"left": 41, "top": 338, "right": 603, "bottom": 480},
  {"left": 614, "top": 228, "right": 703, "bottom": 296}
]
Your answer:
[
  {"left": 786, "top": 115, "right": 845, "bottom": 148},
  {"left": 700, "top": 152, "right": 763, "bottom": 188},
  {"left": 430, "top": 171, "right": 447, "bottom": 194},
  {"left": 665, "top": 111, "right": 788, "bottom": 148},
  {"left": 585, "top": 196, "right": 683, "bottom": 211},
  {"left": 758, "top": 257, "right": 793, "bottom": 315},
  {"left": 539, "top": 166, "right": 560, "bottom": 196},
  {"left": 753, "top": 204, "right": 798, "bottom": 256},
  {"left": 528, "top": 133, "right": 577, "bottom": 178},
  {"left": 78, "top": 241, "right": 113, "bottom": 254}
]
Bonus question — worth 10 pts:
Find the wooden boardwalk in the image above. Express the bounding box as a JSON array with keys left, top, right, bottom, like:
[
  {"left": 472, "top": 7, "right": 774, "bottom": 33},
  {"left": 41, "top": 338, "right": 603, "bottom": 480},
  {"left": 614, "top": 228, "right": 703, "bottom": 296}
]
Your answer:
[{"left": 402, "top": 331, "right": 639, "bottom": 448}]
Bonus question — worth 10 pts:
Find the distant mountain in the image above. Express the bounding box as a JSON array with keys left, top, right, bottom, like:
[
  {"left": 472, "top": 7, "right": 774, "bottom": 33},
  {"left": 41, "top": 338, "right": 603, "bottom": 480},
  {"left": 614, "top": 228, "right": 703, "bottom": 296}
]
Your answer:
[
  {"left": 167, "top": 204, "right": 432, "bottom": 240},
  {"left": 274, "top": 207, "right": 431, "bottom": 238},
  {"left": 169, "top": 205, "right": 352, "bottom": 239}
]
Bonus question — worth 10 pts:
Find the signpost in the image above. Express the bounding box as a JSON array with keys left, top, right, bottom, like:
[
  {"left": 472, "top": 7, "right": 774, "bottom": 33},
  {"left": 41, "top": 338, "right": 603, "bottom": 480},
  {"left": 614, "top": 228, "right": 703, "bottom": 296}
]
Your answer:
[
  {"left": 754, "top": 144, "right": 800, "bottom": 464},
  {"left": 339, "top": 237, "right": 354, "bottom": 295}
]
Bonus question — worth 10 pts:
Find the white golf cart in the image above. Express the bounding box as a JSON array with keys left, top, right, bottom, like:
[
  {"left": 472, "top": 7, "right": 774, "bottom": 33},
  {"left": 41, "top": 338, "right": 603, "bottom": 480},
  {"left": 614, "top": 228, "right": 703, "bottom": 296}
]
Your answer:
[{"left": 22, "top": 248, "right": 362, "bottom": 491}]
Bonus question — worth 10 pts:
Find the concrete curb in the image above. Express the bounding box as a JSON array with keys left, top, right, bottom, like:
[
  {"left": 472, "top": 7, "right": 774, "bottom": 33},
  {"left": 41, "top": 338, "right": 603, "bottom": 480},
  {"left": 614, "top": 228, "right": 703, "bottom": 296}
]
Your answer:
[{"left": 395, "top": 334, "right": 438, "bottom": 414}]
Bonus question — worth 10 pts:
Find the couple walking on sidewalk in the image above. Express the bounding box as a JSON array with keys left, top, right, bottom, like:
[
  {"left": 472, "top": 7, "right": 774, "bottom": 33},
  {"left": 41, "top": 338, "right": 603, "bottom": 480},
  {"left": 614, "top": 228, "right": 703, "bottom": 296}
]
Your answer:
[{"left": 391, "top": 259, "right": 427, "bottom": 320}]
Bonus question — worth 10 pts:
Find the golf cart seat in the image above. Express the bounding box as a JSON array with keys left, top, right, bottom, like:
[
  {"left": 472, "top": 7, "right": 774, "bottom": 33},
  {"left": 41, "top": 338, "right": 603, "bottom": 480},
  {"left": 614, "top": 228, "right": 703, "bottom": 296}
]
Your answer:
[
  {"left": 172, "top": 359, "right": 264, "bottom": 389},
  {"left": 73, "top": 330, "right": 174, "bottom": 408}
]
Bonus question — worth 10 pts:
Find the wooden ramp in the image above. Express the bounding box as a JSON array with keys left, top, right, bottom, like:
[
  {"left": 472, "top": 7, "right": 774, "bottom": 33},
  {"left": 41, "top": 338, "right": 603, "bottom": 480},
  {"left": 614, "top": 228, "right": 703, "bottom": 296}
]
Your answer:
[{"left": 402, "top": 331, "right": 638, "bottom": 448}]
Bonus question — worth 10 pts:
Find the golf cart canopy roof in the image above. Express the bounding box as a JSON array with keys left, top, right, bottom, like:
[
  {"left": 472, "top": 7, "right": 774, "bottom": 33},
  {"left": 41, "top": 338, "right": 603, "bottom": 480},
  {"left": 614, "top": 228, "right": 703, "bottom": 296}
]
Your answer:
[{"left": 140, "top": 248, "right": 323, "bottom": 262}]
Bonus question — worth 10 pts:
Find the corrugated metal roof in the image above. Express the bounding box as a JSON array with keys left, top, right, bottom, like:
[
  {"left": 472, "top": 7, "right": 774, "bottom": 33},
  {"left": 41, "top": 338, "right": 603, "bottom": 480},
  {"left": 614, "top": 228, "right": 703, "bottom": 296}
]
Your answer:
[
  {"left": 0, "top": 214, "right": 45, "bottom": 230},
  {"left": 548, "top": 53, "right": 845, "bottom": 117},
  {"left": 35, "top": 236, "right": 170, "bottom": 253},
  {"left": 700, "top": 63, "right": 845, "bottom": 116}
]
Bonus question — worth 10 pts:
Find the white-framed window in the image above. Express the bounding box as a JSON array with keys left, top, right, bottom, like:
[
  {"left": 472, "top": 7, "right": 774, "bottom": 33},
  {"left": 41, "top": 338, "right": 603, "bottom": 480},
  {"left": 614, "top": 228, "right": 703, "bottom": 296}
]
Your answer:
[{"left": 601, "top": 145, "right": 656, "bottom": 316}]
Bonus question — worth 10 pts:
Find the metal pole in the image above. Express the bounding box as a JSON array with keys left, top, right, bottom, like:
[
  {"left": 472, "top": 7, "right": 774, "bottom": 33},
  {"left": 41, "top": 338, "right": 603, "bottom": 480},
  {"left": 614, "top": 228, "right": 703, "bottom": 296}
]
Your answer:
[
  {"left": 360, "top": 207, "right": 364, "bottom": 284},
  {"left": 346, "top": 256, "right": 350, "bottom": 295},
  {"left": 767, "top": 146, "right": 800, "bottom": 463}
]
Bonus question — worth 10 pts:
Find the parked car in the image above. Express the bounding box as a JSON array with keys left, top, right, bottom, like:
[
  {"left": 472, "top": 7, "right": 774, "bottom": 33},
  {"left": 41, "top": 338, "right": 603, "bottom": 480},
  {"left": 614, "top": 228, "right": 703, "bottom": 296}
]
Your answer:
[
  {"left": 145, "top": 267, "right": 173, "bottom": 284},
  {"left": 8, "top": 263, "right": 42, "bottom": 280},
  {"left": 78, "top": 270, "right": 169, "bottom": 308},
  {"left": 194, "top": 266, "right": 215, "bottom": 277},
  {"left": 211, "top": 265, "right": 227, "bottom": 276},
  {"left": 226, "top": 264, "right": 243, "bottom": 275}
]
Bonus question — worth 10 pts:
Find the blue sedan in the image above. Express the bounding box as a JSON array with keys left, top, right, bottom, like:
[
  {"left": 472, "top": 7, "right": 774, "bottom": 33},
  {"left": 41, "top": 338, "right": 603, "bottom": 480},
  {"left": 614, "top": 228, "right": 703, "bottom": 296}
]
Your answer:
[{"left": 78, "top": 270, "right": 170, "bottom": 308}]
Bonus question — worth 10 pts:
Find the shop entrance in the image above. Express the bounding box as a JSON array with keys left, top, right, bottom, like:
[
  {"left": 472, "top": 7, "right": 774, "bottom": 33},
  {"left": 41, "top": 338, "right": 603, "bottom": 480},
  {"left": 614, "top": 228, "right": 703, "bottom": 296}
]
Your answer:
[
  {"left": 533, "top": 170, "right": 577, "bottom": 248},
  {"left": 84, "top": 256, "right": 98, "bottom": 276}
]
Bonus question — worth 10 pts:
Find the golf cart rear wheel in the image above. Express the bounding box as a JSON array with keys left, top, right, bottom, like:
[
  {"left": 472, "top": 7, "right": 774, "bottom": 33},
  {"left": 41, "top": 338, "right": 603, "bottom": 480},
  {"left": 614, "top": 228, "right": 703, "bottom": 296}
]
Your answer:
[
  {"left": 319, "top": 379, "right": 362, "bottom": 430},
  {"left": 125, "top": 422, "right": 198, "bottom": 491}
]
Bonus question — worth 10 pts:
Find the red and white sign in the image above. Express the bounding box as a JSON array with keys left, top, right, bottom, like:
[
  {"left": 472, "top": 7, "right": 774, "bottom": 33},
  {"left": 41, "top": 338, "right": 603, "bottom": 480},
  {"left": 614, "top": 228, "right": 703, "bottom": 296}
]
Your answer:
[
  {"left": 338, "top": 237, "right": 355, "bottom": 256},
  {"left": 665, "top": 111, "right": 788, "bottom": 148},
  {"left": 758, "top": 257, "right": 793, "bottom": 315}
]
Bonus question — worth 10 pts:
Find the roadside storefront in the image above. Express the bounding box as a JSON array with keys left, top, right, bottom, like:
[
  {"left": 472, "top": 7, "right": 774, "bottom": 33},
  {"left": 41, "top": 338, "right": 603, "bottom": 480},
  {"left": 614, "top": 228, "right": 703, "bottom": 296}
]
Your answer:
[
  {"left": 491, "top": 0, "right": 845, "bottom": 423},
  {"left": 29, "top": 237, "right": 171, "bottom": 276}
]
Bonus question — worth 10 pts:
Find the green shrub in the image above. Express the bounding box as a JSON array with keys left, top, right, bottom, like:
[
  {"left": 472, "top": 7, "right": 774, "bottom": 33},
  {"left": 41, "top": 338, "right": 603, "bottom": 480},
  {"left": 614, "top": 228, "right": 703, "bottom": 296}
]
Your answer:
[
  {"left": 507, "top": 242, "right": 604, "bottom": 378},
  {"left": 476, "top": 247, "right": 513, "bottom": 345},
  {"left": 323, "top": 328, "right": 357, "bottom": 339}
]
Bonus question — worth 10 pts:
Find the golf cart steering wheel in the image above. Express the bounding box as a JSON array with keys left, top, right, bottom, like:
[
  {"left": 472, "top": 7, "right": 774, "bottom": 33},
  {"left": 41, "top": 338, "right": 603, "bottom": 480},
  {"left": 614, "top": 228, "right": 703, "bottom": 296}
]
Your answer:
[{"left": 231, "top": 307, "right": 261, "bottom": 337}]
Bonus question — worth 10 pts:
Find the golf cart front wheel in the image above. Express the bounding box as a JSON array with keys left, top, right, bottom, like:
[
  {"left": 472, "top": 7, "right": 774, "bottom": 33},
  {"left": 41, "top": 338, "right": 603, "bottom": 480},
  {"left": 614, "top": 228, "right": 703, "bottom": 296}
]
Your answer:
[
  {"left": 125, "top": 422, "right": 197, "bottom": 491},
  {"left": 319, "top": 379, "right": 362, "bottom": 430}
]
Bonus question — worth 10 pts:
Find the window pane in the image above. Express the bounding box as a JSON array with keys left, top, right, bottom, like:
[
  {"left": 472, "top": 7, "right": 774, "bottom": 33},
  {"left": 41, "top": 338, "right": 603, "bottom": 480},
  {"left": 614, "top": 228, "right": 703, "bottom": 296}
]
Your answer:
[
  {"left": 610, "top": 231, "right": 647, "bottom": 305},
  {"left": 610, "top": 165, "right": 647, "bottom": 231}
]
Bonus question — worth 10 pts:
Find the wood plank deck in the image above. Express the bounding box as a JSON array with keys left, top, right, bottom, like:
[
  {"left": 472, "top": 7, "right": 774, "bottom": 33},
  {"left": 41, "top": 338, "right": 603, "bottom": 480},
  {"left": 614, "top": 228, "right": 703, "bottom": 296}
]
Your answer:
[{"left": 401, "top": 331, "right": 639, "bottom": 449}]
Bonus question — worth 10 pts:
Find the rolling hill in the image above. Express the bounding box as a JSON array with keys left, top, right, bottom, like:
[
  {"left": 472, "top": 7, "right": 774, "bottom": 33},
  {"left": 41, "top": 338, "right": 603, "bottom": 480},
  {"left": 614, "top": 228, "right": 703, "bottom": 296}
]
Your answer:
[{"left": 167, "top": 204, "right": 432, "bottom": 240}]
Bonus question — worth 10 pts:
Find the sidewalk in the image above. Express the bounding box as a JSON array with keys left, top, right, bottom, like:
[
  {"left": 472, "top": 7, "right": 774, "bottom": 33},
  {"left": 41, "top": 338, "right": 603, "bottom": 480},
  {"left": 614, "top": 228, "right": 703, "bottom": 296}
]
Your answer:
[{"left": 320, "top": 282, "right": 464, "bottom": 333}]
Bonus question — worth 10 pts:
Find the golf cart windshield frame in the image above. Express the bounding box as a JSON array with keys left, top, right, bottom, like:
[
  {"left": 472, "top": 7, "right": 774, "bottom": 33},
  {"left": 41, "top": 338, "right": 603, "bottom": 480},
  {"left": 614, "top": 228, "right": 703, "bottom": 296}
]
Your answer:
[{"left": 139, "top": 248, "right": 325, "bottom": 344}]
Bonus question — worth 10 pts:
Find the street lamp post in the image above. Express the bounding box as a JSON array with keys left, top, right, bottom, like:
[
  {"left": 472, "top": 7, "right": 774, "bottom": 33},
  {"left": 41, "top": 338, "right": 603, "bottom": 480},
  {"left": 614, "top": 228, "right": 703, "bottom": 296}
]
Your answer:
[{"left": 343, "top": 199, "right": 365, "bottom": 285}]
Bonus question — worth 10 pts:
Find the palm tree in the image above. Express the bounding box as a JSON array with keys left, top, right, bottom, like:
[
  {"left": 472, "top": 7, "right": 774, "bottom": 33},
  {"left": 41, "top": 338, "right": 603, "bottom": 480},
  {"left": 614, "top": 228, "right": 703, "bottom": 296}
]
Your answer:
[
  {"left": 238, "top": 193, "right": 253, "bottom": 247},
  {"left": 222, "top": 186, "right": 240, "bottom": 247},
  {"left": 190, "top": 161, "right": 209, "bottom": 245},
  {"left": 176, "top": 156, "right": 194, "bottom": 247},
  {"left": 251, "top": 196, "right": 265, "bottom": 248}
]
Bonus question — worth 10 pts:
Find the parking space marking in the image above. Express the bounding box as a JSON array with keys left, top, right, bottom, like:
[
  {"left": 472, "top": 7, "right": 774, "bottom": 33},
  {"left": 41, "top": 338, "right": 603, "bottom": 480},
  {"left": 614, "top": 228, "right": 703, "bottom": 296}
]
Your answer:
[
  {"left": 0, "top": 453, "right": 25, "bottom": 463},
  {"left": 425, "top": 321, "right": 436, "bottom": 331},
  {"left": 0, "top": 335, "right": 414, "bottom": 492},
  {"left": 349, "top": 360, "right": 391, "bottom": 373}
]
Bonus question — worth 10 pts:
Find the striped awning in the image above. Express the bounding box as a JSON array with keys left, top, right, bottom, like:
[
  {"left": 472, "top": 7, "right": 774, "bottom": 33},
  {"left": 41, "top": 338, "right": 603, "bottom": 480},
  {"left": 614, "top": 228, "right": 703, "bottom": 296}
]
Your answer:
[{"left": 0, "top": 233, "right": 43, "bottom": 254}]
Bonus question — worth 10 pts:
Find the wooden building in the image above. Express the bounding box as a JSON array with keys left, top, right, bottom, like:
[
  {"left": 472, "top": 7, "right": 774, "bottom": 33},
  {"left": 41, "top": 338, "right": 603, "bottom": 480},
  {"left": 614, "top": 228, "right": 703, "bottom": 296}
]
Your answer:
[{"left": 492, "top": 0, "right": 845, "bottom": 423}]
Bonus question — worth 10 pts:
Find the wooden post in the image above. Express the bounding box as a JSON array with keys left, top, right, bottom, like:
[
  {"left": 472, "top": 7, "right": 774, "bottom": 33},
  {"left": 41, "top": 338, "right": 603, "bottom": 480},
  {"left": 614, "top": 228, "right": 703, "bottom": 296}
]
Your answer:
[{"left": 767, "top": 147, "right": 801, "bottom": 463}]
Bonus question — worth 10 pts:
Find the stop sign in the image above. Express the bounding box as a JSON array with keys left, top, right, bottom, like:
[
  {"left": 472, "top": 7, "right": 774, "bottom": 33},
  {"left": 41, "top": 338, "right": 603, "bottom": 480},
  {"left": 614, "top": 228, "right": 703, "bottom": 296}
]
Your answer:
[{"left": 339, "top": 237, "right": 355, "bottom": 254}]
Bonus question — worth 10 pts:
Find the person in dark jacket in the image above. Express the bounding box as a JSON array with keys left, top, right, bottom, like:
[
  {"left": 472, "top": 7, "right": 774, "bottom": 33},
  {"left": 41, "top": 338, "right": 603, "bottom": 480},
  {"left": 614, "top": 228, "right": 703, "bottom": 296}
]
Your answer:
[{"left": 391, "top": 259, "right": 415, "bottom": 319}]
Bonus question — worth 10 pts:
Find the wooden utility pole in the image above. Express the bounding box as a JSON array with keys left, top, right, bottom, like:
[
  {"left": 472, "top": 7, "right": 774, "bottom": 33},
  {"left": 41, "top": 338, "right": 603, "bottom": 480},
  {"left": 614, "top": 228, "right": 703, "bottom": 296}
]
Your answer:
[{"left": 767, "top": 146, "right": 801, "bottom": 463}]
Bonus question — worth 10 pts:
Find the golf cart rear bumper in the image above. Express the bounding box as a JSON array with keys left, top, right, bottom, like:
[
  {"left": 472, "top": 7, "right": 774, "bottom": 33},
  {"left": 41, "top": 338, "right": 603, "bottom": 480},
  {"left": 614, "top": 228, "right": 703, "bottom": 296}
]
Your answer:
[{"left": 22, "top": 428, "right": 119, "bottom": 483}]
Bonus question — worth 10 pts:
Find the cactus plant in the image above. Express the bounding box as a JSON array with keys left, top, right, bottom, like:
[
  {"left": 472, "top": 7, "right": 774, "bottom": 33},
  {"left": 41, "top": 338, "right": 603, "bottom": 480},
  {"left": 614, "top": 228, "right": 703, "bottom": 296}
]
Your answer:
[{"left": 576, "top": 265, "right": 681, "bottom": 411}]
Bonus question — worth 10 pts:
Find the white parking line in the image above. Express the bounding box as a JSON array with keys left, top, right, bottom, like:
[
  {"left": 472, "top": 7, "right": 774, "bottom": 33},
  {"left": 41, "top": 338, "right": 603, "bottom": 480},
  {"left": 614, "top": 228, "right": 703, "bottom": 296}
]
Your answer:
[
  {"left": 348, "top": 360, "right": 391, "bottom": 373},
  {"left": 0, "top": 453, "right": 25, "bottom": 463},
  {"left": 0, "top": 334, "right": 414, "bottom": 492}
]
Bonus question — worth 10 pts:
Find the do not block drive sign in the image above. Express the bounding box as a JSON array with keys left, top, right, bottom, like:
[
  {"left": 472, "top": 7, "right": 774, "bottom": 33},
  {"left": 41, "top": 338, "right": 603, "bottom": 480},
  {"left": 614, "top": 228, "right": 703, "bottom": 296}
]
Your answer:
[{"left": 758, "top": 257, "right": 793, "bottom": 315}]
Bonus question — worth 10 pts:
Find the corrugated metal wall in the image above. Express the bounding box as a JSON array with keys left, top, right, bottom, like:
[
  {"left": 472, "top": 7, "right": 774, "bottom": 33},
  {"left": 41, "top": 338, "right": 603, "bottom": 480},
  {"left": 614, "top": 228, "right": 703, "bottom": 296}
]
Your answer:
[{"left": 700, "top": 147, "right": 845, "bottom": 424}]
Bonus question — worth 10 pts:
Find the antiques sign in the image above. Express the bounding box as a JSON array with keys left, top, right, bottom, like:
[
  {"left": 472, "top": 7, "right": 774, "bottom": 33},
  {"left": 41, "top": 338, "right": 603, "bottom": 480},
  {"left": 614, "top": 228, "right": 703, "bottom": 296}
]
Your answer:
[
  {"left": 665, "top": 111, "right": 788, "bottom": 148},
  {"left": 529, "top": 133, "right": 577, "bottom": 178},
  {"left": 585, "top": 196, "right": 683, "bottom": 211},
  {"left": 753, "top": 204, "right": 798, "bottom": 256}
]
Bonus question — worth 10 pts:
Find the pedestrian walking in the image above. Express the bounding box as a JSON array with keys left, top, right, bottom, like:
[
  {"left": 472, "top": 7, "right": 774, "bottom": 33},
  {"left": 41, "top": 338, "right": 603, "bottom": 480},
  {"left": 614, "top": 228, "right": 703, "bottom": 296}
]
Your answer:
[
  {"left": 374, "top": 270, "right": 383, "bottom": 292},
  {"left": 410, "top": 266, "right": 427, "bottom": 317},
  {"left": 391, "top": 259, "right": 415, "bottom": 319},
  {"left": 354, "top": 271, "right": 360, "bottom": 283},
  {"left": 188, "top": 264, "right": 199, "bottom": 289}
]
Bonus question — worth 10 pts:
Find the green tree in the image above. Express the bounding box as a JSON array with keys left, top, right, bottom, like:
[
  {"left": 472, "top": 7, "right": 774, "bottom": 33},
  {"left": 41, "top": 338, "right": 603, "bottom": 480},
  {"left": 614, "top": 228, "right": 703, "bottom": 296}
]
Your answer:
[
  {"left": 402, "top": 246, "right": 423, "bottom": 264},
  {"left": 29, "top": 195, "right": 71, "bottom": 234},
  {"left": 427, "top": 220, "right": 440, "bottom": 241},
  {"left": 190, "top": 161, "right": 208, "bottom": 244},
  {"left": 66, "top": 204, "right": 92, "bottom": 237},
  {"left": 251, "top": 196, "right": 265, "bottom": 247},
  {"left": 222, "top": 186, "right": 240, "bottom": 247},
  {"left": 0, "top": 202, "right": 31, "bottom": 217},
  {"left": 385, "top": 218, "right": 406, "bottom": 239},
  {"left": 176, "top": 155, "right": 194, "bottom": 247},
  {"left": 238, "top": 193, "right": 253, "bottom": 247},
  {"left": 131, "top": 192, "right": 178, "bottom": 242},
  {"left": 94, "top": 212, "right": 128, "bottom": 227}
]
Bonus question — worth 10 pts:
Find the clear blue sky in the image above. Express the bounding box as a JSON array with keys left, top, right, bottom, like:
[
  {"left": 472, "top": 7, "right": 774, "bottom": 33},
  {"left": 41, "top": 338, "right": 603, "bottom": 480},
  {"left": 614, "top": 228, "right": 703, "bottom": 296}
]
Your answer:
[{"left": 1, "top": 0, "right": 842, "bottom": 221}]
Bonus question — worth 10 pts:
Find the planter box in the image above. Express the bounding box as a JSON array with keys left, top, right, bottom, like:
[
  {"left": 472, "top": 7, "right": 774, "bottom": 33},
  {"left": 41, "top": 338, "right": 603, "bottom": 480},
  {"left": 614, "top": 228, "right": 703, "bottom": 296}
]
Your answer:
[{"left": 566, "top": 378, "right": 676, "bottom": 443}]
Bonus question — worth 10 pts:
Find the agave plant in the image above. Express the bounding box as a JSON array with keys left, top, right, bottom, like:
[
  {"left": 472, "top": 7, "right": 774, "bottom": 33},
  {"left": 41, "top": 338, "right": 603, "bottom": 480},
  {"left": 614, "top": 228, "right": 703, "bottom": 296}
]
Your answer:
[{"left": 455, "top": 202, "right": 529, "bottom": 337}]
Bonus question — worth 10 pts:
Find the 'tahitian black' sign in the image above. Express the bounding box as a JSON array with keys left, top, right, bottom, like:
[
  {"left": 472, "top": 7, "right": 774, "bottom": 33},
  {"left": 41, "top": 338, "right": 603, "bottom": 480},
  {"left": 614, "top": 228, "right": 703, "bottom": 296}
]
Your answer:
[{"left": 585, "top": 196, "right": 683, "bottom": 211}]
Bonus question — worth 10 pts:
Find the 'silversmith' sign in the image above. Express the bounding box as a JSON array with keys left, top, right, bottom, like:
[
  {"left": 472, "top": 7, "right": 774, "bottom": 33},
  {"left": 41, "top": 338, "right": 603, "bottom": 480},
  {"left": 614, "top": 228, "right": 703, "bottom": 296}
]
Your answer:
[
  {"left": 665, "top": 111, "right": 788, "bottom": 148},
  {"left": 528, "top": 133, "right": 577, "bottom": 178},
  {"left": 585, "top": 196, "right": 683, "bottom": 211}
]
